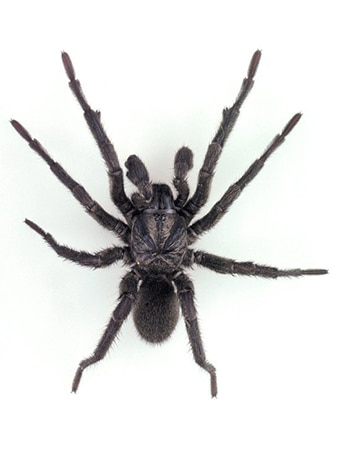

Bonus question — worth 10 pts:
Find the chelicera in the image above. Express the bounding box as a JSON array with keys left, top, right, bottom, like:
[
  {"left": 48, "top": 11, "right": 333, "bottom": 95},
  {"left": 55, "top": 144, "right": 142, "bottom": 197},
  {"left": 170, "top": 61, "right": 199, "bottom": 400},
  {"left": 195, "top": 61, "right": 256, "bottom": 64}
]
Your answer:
[{"left": 12, "top": 50, "right": 327, "bottom": 397}]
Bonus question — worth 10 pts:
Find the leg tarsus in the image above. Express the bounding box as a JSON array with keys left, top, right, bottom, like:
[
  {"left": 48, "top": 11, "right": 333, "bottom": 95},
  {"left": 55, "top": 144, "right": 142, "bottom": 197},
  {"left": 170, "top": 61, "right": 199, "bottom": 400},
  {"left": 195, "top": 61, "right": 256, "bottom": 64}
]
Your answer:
[{"left": 212, "top": 49, "right": 261, "bottom": 147}]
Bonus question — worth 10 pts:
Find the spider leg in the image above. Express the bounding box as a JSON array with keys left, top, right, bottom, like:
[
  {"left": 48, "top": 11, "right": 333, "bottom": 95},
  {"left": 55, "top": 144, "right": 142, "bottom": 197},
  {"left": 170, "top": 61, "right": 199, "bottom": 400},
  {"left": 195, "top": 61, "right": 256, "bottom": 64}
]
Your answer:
[
  {"left": 173, "top": 146, "right": 193, "bottom": 208},
  {"left": 194, "top": 250, "right": 328, "bottom": 277},
  {"left": 183, "top": 50, "right": 261, "bottom": 220},
  {"left": 62, "top": 52, "right": 134, "bottom": 219},
  {"left": 188, "top": 114, "right": 302, "bottom": 242},
  {"left": 72, "top": 271, "right": 139, "bottom": 392},
  {"left": 25, "top": 219, "right": 129, "bottom": 267},
  {"left": 174, "top": 272, "right": 217, "bottom": 397},
  {"left": 11, "top": 120, "right": 129, "bottom": 243}
]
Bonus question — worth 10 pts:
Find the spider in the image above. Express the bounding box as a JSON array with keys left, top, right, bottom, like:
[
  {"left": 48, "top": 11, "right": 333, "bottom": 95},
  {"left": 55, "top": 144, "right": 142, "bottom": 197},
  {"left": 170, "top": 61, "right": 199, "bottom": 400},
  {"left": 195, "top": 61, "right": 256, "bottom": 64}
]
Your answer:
[{"left": 12, "top": 50, "right": 327, "bottom": 398}]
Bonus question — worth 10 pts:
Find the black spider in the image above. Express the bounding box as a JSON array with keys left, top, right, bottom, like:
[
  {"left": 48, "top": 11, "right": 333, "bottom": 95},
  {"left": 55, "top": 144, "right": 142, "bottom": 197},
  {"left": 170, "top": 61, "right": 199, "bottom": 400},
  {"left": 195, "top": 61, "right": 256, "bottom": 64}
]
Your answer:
[{"left": 12, "top": 50, "right": 327, "bottom": 398}]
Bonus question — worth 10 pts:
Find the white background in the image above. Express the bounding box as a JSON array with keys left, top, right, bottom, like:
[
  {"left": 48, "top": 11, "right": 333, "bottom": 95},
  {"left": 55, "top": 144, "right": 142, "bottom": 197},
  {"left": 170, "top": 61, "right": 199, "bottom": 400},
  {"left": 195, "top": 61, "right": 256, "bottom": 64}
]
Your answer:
[{"left": 1, "top": 1, "right": 337, "bottom": 452}]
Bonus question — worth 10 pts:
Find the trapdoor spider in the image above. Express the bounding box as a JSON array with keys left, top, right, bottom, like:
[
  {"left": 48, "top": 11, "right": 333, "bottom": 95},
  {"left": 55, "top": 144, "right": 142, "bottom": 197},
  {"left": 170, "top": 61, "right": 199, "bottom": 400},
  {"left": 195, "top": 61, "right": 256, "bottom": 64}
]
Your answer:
[{"left": 12, "top": 50, "right": 327, "bottom": 397}]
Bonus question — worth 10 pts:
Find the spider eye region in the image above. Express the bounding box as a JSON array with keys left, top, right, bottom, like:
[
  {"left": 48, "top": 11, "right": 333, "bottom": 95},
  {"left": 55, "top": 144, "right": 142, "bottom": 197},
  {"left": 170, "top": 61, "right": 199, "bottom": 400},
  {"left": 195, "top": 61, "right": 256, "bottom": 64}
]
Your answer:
[
  {"left": 153, "top": 213, "right": 167, "bottom": 222},
  {"left": 131, "top": 211, "right": 187, "bottom": 273}
]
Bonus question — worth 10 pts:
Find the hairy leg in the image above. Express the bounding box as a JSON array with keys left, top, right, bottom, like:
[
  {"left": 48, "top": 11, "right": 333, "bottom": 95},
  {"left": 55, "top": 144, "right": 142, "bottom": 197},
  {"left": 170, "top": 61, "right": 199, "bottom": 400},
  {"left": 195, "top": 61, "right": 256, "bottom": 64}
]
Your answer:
[
  {"left": 125, "top": 154, "right": 152, "bottom": 205},
  {"left": 25, "top": 219, "right": 129, "bottom": 268},
  {"left": 11, "top": 120, "right": 129, "bottom": 242},
  {"left": 72, "top": 271, "right": 139, "bottom": 392},
  {"left": 174, "top": 272, "right": 217, "bottom": 397},
  {"left": 193, "top": 250, "right": 328, "bottom": 277},
  {"left": 183, "top": 50, "right": 261, "bottom": 220},
  {"left": 62, "top": 52, "right": 134, "bottom": 218},
  {"left": 188, "top": 114, "right": 301, "bottom": 242},
  {"left": 173, "top": 146, "right": 193, "bottom": 208}
]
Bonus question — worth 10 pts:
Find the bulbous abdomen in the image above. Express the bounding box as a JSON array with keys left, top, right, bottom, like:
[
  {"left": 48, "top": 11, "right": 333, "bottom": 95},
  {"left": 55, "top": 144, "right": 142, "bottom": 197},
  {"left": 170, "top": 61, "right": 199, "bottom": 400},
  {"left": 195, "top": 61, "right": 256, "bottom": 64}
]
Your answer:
[{"left": 133, "top": 276, "right": 179, "bottom": 343}]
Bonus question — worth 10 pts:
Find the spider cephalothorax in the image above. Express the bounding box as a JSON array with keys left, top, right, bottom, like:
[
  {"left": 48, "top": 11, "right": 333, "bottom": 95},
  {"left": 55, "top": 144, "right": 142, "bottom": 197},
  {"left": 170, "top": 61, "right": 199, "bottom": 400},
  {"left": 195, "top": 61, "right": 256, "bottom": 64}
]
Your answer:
[
  {"left": 12, "top": 50, "right": 327, "bottom": 397},
  {"left": 130, "top": 184, "right": 188, "bottom": 273}
]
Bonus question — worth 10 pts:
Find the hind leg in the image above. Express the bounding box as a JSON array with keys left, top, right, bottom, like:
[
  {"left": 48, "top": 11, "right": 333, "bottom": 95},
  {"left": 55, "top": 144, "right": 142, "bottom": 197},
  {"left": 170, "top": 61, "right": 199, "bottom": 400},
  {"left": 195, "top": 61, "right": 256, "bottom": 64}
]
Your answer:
[
  {"left": 174, "top": 272, "right": 217, "bottom": 397},
  {"left": 72, "top": 271, "right": 139, "bottom": 392}
]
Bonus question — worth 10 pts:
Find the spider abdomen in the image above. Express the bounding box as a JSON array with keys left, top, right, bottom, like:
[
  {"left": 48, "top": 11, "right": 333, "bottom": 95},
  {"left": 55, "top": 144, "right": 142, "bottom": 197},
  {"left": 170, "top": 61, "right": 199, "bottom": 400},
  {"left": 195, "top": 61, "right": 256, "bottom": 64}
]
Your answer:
[{"left": 133, "top": 276, "right": 179, "bottom": 343}]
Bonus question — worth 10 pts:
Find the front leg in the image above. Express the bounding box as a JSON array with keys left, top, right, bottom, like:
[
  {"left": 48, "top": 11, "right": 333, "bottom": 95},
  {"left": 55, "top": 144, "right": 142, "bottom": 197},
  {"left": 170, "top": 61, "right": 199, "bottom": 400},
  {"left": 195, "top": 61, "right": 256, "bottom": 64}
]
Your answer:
[
  {"left": 183, "top": 50, "right": 261, "bottom": 220},
  {"left": 25, "top": 219, "right": 128, "bottom": 268},
  {"left": 194, "top": 250, "right": 328, "bottom": 277},
  {"left": 62, "top": 52, "right": 134, "bottom": 218}
]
